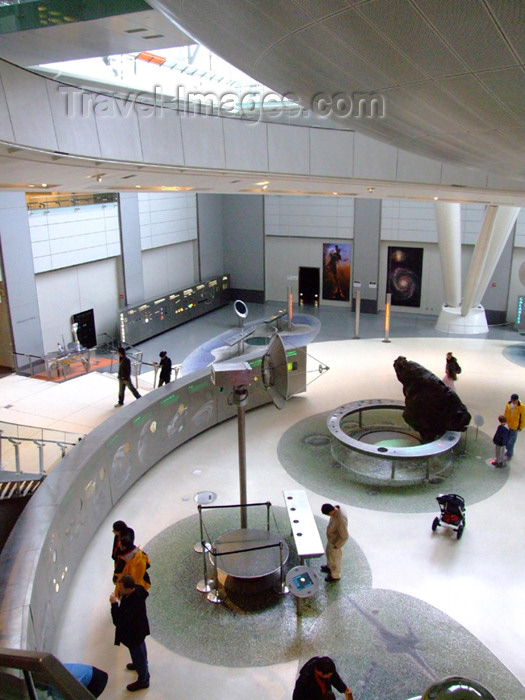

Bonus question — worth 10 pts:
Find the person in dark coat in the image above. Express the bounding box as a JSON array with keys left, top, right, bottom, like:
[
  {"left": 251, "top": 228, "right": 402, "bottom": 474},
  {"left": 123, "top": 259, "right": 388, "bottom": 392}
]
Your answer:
[
  {"left": 115, "top": 347, "right": 141, "bottom": 407},
  {"left": 109, "top": 574, "right": 150, "bottom": 692},
  {"left": 156, "top": 350, "right": 172, "bottom": 387},
  {"left": 293, "top": 656, "right": 353, "bottom": 700},
  {"left": 492, "top": 414, "right": 510, "bottom": 468},
  {"left": 111, "top": 520, "right": 128, "bottom": 562}
]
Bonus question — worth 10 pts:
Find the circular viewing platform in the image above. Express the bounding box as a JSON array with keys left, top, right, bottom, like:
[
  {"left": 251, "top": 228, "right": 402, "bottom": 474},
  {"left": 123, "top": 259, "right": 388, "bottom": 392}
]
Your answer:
[
  {"left": 211, "top": 528, "right": 289, "bottom": 593},
  {"left": 327, "top": 399, "right": 461, "bottom": 486}
]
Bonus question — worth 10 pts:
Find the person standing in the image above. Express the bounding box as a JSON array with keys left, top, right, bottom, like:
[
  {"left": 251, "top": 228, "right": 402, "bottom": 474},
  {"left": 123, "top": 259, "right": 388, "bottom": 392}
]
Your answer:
[
  {"left": 113, "top": 528, "right": 151, "bottom": 594},
  {"left": 320, "top": 503, "right": 349, "bottom": 582},
  {"left": 443, "top": 351, "right": 461, "bottom": 391},
  {"left": 115, "top": 347, "right": 141, "bottom": 407},
  {"left": 492, "top": 415, "right": 510, "bottom": 468},
  {"left": 293, "top": 656, "right": 353, "bottom": 700},
  {"left": 504, "top": 393, "right": 525, "bottom": 459},
  {"left": 111, "top": 520, "right": 128, "bottom": 561},
  {"left": 110, "top": 574, "right": 151, "bottom": 692},
  {"left": 156, "top": 350, "right": 172, "bottom": 387}
]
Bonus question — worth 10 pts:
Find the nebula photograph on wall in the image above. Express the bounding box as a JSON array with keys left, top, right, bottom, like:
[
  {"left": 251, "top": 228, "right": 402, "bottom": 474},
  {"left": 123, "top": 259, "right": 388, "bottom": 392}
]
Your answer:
[
  {"left": 322, "top": 243, "right": 351, "bottom": 301},
  {"left": 387, "top": 247, "right": 423, "bottom": 307}
]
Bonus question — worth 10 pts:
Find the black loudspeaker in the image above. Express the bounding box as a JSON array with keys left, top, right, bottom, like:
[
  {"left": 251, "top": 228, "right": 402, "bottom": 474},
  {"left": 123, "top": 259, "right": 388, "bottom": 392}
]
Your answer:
[
  {"left": 72, "top": 309, "right": 97, "bottom": 349},
  {"left": 298, "top": 267, "right": 320, "bottom": 305}
]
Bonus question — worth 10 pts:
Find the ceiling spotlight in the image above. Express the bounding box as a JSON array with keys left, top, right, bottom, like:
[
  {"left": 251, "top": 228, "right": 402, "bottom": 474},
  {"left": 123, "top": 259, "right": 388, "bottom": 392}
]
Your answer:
[
  {"left": 96, "top": 175, "right": 103, "bottom": 183},
  {"left": 256, "top": 180, "right": 270, "bottom": 186},
  {"left": 368, "top": 187, "right": 374, "bottom": 193},
  {"left": 433, "top": 196, "right": 439, "bottom": 200}
]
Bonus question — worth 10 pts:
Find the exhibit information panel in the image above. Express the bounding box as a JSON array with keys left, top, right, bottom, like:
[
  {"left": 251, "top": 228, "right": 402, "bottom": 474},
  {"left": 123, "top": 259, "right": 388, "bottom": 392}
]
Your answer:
[{"left": 119, "top": 274, "right": 230, "bottom": 345}]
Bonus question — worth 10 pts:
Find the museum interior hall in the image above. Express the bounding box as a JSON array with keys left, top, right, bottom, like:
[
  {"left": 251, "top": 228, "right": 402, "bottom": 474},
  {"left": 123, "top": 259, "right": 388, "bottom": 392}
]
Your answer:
[{"left": 2, "top": 2, "right": 525, "bottom": 700}]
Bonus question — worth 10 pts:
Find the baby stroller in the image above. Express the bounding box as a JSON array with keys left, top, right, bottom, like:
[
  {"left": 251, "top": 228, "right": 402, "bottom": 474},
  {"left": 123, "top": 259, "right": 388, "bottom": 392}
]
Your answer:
[{"left": 431, "top": 493, "right": 466, "bottom": 539}]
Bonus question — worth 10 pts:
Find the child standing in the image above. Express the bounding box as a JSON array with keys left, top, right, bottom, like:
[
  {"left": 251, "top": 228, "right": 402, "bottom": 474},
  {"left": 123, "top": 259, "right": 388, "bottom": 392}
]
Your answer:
[{"left": 493, "top": 415, "right": 509, "bottom": 468}]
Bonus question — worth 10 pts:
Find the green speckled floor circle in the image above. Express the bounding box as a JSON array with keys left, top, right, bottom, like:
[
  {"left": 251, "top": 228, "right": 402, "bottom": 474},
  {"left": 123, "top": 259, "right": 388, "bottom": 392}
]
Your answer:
[
  {"left": 144, "top": 510, "right": 525, "bottom": 697},
  {"left": 145, "top": 507, "right": 371, "bottom": 666},
  {"left": 278, "top": 417, "right": 507, "bottom": 512},
  {"left": 297, "top": 588, "right": 525, "bottom": 700}
]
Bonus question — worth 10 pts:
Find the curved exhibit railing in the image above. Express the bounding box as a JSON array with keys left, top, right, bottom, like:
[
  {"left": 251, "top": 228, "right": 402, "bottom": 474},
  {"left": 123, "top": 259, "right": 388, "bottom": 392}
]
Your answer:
[{"left": 0, "top": 365, "right": 273, "bottom": 652}]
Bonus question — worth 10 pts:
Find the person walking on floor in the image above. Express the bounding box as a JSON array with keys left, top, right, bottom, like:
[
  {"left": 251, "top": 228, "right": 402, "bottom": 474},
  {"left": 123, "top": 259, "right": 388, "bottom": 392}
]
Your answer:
[
  {"left": 320, "top": 503, "right": 349, "bottom": 582},
  {"left": 110, "top": 574, "right": 151, "bottom": 692},
  {"left": 293, "top": 656, "right": 354, "bottom": 700},
  {"left": 115, "top": 347, "right": 141, "bottom": 407},
  {"left": 504, "top": 393, "right": 525, "bottom": 460},
  {"left": 155, "top": 350, "right": 172, "bottom": 387},
  {"left": 493, "top": 415, "right": 510, "bottom": 468}
]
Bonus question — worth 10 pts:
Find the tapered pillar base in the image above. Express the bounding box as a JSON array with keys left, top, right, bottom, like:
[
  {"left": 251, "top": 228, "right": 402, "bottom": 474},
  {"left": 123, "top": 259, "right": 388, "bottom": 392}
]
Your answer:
[{"left": 435, "top": 304, "right": 488, "bottom": 335}]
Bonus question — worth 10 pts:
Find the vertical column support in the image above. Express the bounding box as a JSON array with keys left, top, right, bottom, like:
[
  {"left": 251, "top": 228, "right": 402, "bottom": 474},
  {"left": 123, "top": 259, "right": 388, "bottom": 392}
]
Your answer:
[{"left": 434, "top": 201, "right": 462, "bottom": 307}]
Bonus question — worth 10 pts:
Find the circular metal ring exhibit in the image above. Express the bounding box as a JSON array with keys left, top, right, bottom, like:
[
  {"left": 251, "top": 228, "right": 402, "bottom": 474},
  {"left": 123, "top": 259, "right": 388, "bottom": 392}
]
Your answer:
[{"left": 327, "top": 399, "right": 460, "bottom": 486}]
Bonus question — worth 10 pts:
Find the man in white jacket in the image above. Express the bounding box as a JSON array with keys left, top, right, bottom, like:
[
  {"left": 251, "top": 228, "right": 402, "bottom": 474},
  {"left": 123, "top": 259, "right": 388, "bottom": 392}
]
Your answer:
[{"left": 320, "top": 503, "right": 349, "bottom": 582}]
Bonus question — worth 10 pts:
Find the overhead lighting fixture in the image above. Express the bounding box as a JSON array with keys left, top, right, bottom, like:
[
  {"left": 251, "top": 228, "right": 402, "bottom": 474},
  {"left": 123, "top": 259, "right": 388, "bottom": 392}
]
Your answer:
[
  {"left": 368, "top": 187, "right": 374, "bottom": 193},
  {"left": 256, "top": 180, "right": 270, "bottom": 186},
  {"left": 434, "top": 196, "right": 439, "bottom": 200}
]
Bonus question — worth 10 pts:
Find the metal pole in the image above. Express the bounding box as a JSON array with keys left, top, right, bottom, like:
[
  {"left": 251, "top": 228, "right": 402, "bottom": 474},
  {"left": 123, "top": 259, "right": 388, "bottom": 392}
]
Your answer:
[
  {"left": 277, "top": 541, "right": 288, "bottom": 595},
  {"left": 206, "top": 546, "right": 225, "bottom": 604},
  {"left": 196, "top": 540, "right": 214, "bottom": 593},
  {"left": 238, "top": 403, "right": 247, "bottom": 528},
  {"left": 194, "top": 503, "right": 210, "bottom": 553},
  {"left": 287, "top": 285, "right": 293, "bottom": 330},
  {"left": 354, "top": 288, "right": 361, "bottom": 339},
  {"left": 383, "top": 292, "right": 391, "bottom": 343},
  {"left": 266, "top": 501, "right": 271, "bottom": 531},
  {"left": 35, "top": 440, "right": 45, "bottom": 474},
  {"left": 9, "top": 438, "right": 21, "bottom": 474}
]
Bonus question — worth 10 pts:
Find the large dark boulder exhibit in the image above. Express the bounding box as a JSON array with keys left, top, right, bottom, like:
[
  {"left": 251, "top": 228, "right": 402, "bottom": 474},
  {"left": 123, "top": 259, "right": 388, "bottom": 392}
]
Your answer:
[{"left": 393, "top": 356, "right": 471, "bottom": 443}]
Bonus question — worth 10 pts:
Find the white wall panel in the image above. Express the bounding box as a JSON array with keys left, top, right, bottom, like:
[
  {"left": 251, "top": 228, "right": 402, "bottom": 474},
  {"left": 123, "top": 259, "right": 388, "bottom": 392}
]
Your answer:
[
  {"left": 0, "top": 62, "right": 58, "bottom": 150},
  {"left": 396, "top": 149, "right": 443, "bottom": 183},
  {"left": 0, "top": 74, "right": 15, "bottom": 142},
  {"left": 441, "top": 163, "right": 488, "bottom": 188},
  {"left": 142, "top": 241, "right": 196, "bottom": 299},
  {"left": 515, "top": 209, "right": 525, "bottom": 248},
  {"left": 138, "top": 107, "right": 185, "bottom": 165},
  {"left": 29, "top": 203, "right": 121, "bottom": 272},
  {"left": 354, "top": 132, "right": 398, "bottom": 180},
  {"left": 139, "top": 192, "right": 197, "bottom": 250},
  {"left": 36, "top": 258, "right": 119, "bottom": 352},
  {"left": 46, "top": 83, "right": 102, "bottom": 159},
  {"left": 267, "top": 123, "right": 310, "bottom": 174},
  {"left": 265, "top": 195, "right": 353, "bottom": 238},
  {"left": 180, "top": 115, "right": 226, "bottom": 168},
  {"left": 223, "top": 119, "right": 269, "bottom": 171},
  {"left": 95, "top": 101, "right": 143, "bottom": 161},
  {"left": 309, "top": 128, "right": 354, "bottom": 178}
]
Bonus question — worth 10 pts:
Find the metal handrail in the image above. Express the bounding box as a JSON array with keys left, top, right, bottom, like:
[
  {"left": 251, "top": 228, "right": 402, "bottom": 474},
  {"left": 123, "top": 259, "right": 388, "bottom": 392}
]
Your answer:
[
  {"left": 0, "top": 647, "right": 94, "bottom": 699},
  {"left": 0, "top": 423, "right": 83, "bottom": 476}
]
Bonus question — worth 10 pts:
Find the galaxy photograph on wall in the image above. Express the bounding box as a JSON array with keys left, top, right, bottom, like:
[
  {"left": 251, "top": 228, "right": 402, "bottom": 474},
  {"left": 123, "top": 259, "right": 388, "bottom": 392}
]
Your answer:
[{"left": 387, "top": 247, "right": 423, "bottom": 307}]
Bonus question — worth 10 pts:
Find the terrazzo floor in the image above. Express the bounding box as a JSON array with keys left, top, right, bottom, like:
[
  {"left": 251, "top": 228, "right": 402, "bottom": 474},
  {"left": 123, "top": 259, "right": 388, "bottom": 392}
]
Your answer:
[{"left": 3, "top": 306, "right": 525, "bottom": 699}]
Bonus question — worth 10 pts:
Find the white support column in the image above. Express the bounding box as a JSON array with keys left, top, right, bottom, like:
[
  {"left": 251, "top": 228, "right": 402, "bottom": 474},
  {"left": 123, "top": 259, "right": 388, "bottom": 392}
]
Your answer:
[
  {"left": 434, "top": 201, "right": 462, "bottom": 307},
  {"left": 461, "top": 205, "right": 499, "bottom": 316},
  {"left": 470, "top": 206, "right": 520, "bottom": 307}
]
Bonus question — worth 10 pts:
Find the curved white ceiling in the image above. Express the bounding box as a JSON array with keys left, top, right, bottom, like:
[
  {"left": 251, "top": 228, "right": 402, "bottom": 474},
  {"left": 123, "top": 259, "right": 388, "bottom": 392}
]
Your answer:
[{"left": 148, "top": 0, "right": 525, "bottom": 184}]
